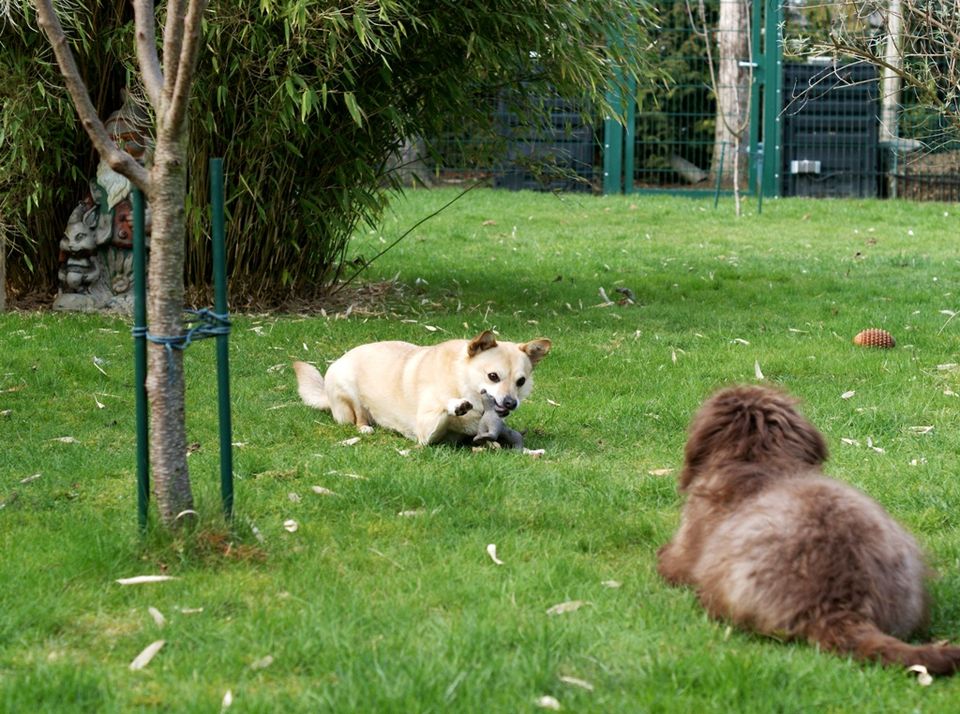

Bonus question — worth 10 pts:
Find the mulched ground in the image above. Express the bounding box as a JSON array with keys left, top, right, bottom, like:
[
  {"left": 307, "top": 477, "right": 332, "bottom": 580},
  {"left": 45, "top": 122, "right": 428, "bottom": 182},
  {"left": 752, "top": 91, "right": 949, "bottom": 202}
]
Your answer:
[{"left": 4, "top": 279, "right": 409, "bottom": 318}]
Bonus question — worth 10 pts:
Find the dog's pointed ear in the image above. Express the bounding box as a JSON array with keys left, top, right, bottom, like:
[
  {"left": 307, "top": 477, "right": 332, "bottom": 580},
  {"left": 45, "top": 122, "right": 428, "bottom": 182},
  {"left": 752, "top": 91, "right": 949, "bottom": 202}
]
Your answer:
[
  {"left": 520, "top": 338, "right": 552, "bottom": 366},
  {"left": 467, "top": 330, "right": 498, "bottom": 357}
]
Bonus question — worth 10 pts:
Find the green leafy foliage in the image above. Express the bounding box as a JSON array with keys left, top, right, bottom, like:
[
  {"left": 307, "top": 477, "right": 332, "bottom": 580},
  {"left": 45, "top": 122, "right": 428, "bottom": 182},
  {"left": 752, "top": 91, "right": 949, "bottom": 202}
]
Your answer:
[
  {"left": 0, "top": 1, "right": 131, "bottom": 293},
  {"left": 2, "top": 1, "right": 666, "bottom": 303}
]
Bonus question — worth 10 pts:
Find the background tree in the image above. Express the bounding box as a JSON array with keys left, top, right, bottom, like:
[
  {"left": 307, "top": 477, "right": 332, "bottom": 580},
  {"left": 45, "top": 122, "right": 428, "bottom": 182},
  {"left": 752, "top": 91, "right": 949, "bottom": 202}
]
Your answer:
[
  {"left": 786, "top": 0, "right": 960, "bottom": 146},
  {"left": 2, "top": 1, "right": 667, "bottom": 306},
  {"left": 688, "top": 0, "right": 751, "bottom": 213}
]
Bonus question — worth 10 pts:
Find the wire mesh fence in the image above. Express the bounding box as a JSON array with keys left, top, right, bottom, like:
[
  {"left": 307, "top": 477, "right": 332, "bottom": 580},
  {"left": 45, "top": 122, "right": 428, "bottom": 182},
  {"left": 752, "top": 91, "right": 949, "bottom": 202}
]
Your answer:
[
  {"left": 632, "top": 0, "right": 750, "bottom": 193},
  {"left": 424, "top": 1, "right": 960, "bottom": 202},
  {"left": 425, "top": 96, "right": 599, "bottom": 193}
]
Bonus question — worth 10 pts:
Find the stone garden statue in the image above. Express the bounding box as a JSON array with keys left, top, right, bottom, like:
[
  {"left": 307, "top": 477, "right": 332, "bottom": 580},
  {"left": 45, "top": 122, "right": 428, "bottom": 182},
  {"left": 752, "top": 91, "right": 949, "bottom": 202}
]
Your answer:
[{"left": 54, "top": 91, "right": 152, "bottom": 312}]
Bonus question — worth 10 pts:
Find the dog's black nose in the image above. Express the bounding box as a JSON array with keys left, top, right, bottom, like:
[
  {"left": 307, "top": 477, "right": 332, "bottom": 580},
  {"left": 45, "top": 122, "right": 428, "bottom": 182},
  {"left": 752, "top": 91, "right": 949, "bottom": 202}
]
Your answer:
[{"left": 502, "top": 395, "right": 518, "bottom": 411}]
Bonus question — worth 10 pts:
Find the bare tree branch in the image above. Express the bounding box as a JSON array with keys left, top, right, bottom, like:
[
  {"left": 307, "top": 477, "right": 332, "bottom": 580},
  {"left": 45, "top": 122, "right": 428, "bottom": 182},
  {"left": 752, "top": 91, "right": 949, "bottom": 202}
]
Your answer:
[
  {"left": 133, "top": 0, "right": 164, "bottom": 109},
  {"left": 161, "top": 0, "right": 186, "bottom": 108},
  {"left": 33, "top": 0, "right": 151, "bottom": 193},
  {"left": 168, "top": 0, "right": 209, "bottom": 130}
]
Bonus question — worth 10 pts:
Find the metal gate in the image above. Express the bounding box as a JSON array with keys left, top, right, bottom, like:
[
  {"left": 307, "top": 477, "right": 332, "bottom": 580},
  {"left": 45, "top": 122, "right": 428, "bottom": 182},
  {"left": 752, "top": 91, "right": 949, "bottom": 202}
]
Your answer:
[{"left": 604, "top": 0, "right": 781, "bottom": 197}]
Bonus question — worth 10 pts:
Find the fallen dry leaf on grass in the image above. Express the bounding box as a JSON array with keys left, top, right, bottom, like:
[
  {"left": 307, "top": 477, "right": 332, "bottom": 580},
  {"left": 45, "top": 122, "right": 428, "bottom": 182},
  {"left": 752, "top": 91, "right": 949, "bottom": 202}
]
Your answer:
[
  {"left": 283, "top": 519, "right": 299, "bottom": 533},
  {"left": 51, "top": 436, "right": 78, "bottom": 444},
  {"left": 311, "top": 486, "right": 338, "bottom": 496},
  {"left": 222, "top": 690, "right": 233, "bottom": 710},
  {"left": 147, "top": 607, "right": 166, "bottom": 627},
  {"left": 841, "top": 391, "right": 856, "bottom": 399},
  {"left": 647, "top": 469, "right": 673, "bottom": 477},
  {"left": 339, "top": 437, "right": 361, "bottom": 446},
  {"left": 326, "top": 470, "right": 367, "bottom": 480},
  {"left": 19, "top": 473, "right": 41, "bottom": 484},
  {"left": 559, "top": 675, "right": 594, "bottom": 691},
  {"left": 601, "top": 580, "right": 622, "bottom": 589},
  {"left": 249, "top": 654, "right": 274, "bottom": 671},
  {"left": 535, "top": 695, "right": 562, "bottom": 710},
  {"left": 486, "top": 543, "right": 504, "bottom": 565},
  {"left": 116, "top": 575, "right": 179, "bottom": 586},
  {"left": 523, "top": 448, "right": 545, "bottom": 458},
  {"left": 129, "top": 640, "right": 165, "bottom": 671},
  {"left": 754, "top": 360, "right": 765, "bottom": 380},
  {"left": 546, "top": 600, "right": 589, "bottom": 616},
  {"left": 398, "top": 509, "right": 424, "bottom": 517},
  {"left": 908, "top": 426, "right": 935, "bottom": 434},
  {"left": 93, "top": 357, "right": 108, "bottom": 376},
  {"left": 907, "top": 664, "right": 933, "bottom": 686}
]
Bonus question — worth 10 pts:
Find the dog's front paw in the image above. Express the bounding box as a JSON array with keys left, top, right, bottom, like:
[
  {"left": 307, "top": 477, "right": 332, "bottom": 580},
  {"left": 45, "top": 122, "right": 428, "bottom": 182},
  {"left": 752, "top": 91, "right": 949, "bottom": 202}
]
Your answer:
[
  {"left": 358, "top": 425, "right": 374, "bottom": 435},
  {"left": 447, "top": 398, "right": 473, "bottom": 417}
]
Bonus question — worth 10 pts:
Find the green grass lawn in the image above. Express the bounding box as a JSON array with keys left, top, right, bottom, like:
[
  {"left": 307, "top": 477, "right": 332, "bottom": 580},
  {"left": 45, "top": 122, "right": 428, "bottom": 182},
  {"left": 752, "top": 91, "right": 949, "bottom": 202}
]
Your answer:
[{"left": 2, "top": 188, "right": 960, "bottom": 712}]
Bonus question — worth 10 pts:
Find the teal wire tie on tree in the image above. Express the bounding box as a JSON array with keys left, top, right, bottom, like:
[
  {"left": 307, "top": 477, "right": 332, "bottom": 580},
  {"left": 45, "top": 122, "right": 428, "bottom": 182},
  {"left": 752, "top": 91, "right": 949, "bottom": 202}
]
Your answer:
[{"left": 130, "top": 157, "right": 235, "bottom": 528}]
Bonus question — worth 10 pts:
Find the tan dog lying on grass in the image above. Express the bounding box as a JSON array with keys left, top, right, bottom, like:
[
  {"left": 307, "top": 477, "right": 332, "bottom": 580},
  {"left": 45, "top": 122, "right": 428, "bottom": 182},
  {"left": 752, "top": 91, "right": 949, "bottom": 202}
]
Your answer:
[
  {"left": 658, "top": 384, "right": 960, "bottom": 675},
  {"left": 293, "top": 330, "right": 550, "bottom": 446}
]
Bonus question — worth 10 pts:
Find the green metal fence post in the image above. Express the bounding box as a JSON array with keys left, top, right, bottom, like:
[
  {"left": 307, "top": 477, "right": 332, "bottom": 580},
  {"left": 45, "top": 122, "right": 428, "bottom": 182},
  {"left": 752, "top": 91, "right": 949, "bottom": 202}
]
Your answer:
[
  {"left": 623, "top": 76, "right": 637, "bottom": 195},
  {"left": 603, "top": 78, "right": 625, "bottom": 195},
  {"left": 209, "top": 158, "right": 234, "bottom": 520},
  {"left": 747, "top": 0, "right": 764, "bottom": 194},
  {"left": 761, "top": 0, "right": 783, "bottom": 198},
  {"left": 132, "top": 188, "right": 149, "bottom": 531}
]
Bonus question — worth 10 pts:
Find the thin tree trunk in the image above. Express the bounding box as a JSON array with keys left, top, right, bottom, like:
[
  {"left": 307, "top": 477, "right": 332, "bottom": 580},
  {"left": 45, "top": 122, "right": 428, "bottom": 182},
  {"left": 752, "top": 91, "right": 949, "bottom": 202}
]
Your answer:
[
  {"left": 711, "top": 0, "right": 750, "bottom": 190},
  {"left": 880, "top": 0, "right": 903, "bottom": 197},
  {"left": 34, "top": 0, "right": 206, "bottom": 528},
  {"left": 146, "top": 132, "right": 194, "bottom": 523}
]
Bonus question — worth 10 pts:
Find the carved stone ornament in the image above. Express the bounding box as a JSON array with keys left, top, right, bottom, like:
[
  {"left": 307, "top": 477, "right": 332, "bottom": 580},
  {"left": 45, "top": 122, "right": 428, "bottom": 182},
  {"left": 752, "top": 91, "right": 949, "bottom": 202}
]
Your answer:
[{"left": 54, "top": 90, "right": 152, "bottom": 313}]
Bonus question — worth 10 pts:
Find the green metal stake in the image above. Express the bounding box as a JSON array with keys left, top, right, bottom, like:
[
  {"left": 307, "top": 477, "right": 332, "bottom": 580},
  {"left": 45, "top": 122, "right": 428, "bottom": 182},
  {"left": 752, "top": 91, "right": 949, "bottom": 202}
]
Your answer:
[
  {"left": 602, "top": 97, "right": 624, "bottom": 195},
  {"left": 760, "top": 0, "right": 783, "bottom": 198},
  {"left": 623, "top": 76, "right": 637, "bottom": 195},
  {"left": 713, "top": 141, "right": 727, "bottom": 209},
  {"left": 132, "top": 188, "right": 149, "bottom": 531},
  {"left": 210, "top": 158, "right": 234, "bottom": 520}
]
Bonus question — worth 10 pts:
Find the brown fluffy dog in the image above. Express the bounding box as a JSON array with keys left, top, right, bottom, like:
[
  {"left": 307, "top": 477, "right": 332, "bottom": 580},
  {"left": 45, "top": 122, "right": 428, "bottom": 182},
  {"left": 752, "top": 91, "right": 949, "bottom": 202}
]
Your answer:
[{"left": 658, "top": 384, "right": 960, "bottom": 674}]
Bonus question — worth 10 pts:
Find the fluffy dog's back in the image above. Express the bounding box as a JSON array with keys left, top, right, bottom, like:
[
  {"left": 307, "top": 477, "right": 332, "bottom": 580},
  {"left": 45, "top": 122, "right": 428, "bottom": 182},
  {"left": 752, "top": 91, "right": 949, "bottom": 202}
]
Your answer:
[{"left": 659, "top": 385, "right": 960, "bottom": 674}]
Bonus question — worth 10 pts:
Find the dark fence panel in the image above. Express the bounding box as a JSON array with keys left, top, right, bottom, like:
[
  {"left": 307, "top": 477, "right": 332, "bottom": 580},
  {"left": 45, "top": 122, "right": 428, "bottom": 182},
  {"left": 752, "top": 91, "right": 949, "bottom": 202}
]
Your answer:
[{"left": 781, "top": 62, "right": 880, "bottom": 198}]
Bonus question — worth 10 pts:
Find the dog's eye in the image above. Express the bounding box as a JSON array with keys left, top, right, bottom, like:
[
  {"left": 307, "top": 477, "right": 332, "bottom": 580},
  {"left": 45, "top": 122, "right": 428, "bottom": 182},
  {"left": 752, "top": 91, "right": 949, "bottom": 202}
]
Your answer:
[
  {"left": 516, "top": 377, "right": 526, "bottom": 387},
  {"left": 487, "top": 372, "right": 500, "bottom": 383}
]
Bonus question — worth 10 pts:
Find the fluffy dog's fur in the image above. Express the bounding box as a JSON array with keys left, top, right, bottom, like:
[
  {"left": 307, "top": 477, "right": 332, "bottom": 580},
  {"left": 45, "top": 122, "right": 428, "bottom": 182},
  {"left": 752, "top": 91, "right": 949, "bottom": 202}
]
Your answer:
[
  {"left": 658, "top": 384, "right": 960, "bottom": 674},
  {"left": 293, "top": 330, "right": 550, "bottom": 446}
]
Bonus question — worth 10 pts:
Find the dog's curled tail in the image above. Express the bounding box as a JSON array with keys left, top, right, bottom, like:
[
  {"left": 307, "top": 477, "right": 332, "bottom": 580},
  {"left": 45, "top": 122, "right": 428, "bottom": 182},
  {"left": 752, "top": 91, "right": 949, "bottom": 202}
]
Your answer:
[
  {"left": 292, "top": 361, "right": 329, "bottom": 411},
  {"left": 812, "top": 615, "right": 960, "bottom": 675}
]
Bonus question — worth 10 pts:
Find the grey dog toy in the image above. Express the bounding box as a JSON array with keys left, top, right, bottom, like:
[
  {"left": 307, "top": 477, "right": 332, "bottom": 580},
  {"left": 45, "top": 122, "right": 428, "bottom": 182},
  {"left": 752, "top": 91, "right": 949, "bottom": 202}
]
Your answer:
[{"left": 473, "top": 390, "right": 524, "bottom": 450}]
